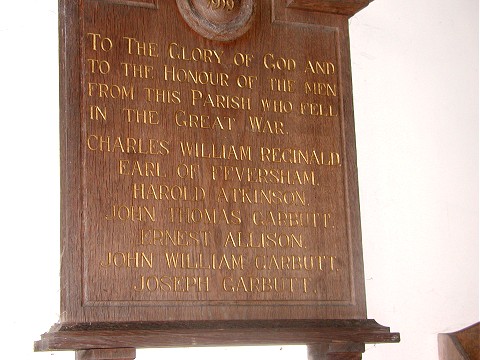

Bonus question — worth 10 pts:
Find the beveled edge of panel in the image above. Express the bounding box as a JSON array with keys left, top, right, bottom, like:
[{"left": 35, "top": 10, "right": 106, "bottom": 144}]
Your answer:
[
  {"left": 35, "top": 319, "right": 400, "bottom": 352},
  {"left": 94, "top": 0, "right": 159, "bottom": 9},
  {"left": 271, "top": 0, "right": 367, "bottom": 317},
  {"left": 59, "top": 0, "right": 85, "bottom": 323}
]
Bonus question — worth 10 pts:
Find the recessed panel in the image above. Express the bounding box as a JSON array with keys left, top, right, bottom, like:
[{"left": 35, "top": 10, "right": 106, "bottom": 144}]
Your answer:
[{"left": 64, "top": 0, "right": 365, "bottom": 321}]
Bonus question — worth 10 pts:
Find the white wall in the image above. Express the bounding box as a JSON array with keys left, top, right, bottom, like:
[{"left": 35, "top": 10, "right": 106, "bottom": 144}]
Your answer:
[
  {"left": 1, "top": 1, "right": 477, "bottom": 359},
  {"left": 350, "top": 0, "right": 479, "bottom": 358}
]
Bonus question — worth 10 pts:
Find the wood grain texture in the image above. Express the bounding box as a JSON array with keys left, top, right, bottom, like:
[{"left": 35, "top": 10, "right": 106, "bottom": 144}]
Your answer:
[
  {"left": 75, "top": 348, "right": 136, "bottom": 360},
  {"left": 176, "top": 0, "right": 256, "bottom": 41},
  {"left": 308, "top": 343, "right": 365, "bottom": 359},
  {"left": 55, "top": 0, "right": 369, "bottom": 323},
  {"left": 36, "top": 0, "right": 398, "bottom": 355},
  {"left": 438, "top": 323, "right": 479, "bottom": 360},
  {"left": 326, "top": 354, "right": 362, "bottom": 360},
  {"left": 35, "top": 320, "right": 399, "bottom": 351}
]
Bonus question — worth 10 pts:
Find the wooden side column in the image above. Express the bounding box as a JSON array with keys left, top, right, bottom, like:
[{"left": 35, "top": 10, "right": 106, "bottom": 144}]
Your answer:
[
  {"left": 75, "top": 348, "right": 136, "bottom": 360},
  {"left": 308, "top": 343, "right": 365, "bottom": 360}
]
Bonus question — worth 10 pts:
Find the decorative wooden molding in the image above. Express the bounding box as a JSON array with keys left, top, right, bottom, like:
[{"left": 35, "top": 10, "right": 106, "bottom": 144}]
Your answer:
[
  {"left": 95, "top": 0, "right": 158, "bottom": 8},
  {"left": 286, "top": 0, "right": 373, "bottom": 16},
  {"left": 36, "top": 320, "right": 399, "bottom": 352},
  {"left": 176, "top": 0, "right": 256, "bottom": 41},
  {"left": 438, "top": 323, "right": 479, "bottom": 360}
]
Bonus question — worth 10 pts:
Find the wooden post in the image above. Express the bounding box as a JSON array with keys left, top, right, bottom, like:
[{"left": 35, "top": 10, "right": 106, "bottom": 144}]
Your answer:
[
  {"left": 75, "top": 348, "right": 136, "bottom": 360},
  {"left": 308, "top": 343, "right": 365, "bottom": 360}
]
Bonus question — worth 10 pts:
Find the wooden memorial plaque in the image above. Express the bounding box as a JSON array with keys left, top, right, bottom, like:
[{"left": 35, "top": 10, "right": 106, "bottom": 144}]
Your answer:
[{"left": 35, "top": 0, "right": 399, "bottom": 358}]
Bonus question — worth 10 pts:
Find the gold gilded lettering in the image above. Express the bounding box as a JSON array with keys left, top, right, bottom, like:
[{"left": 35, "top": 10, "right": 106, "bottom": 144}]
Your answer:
[
  {"left": 119, "top": 161, "right": 167, "bottom": 178},
  {"left": 134, "top": 275, "right": 210, "bottom": 292},
  {"left": 260, "top": 147, "right": 341, "bottom": 166},
  {"left": 176, "top": 163, "right": 200, "bottom": 180},
  {"left": 123, "top": 37, "right": 159, "bottom": 57},
  {"left": 236, "top": 75, "right": 257, "bottom": 89},
  {"left": 330, "top": 256, "right": 337, "bottom": 271},
  {"left": 248, "top": 116, "right": 285, "bottom": 134},
  {"left": 105, "top": 204, "right": 156, "bottom": 222},
  {"left": 139, "top": 229, "right": 211, "bottom": 247},
  {"left": 180, "top": 141, "right": 251, "bottom": 161},
  {"left": 224, "top": 231, "right": 303, "bottom": 248},
  {"left": 269, "top": 78, "right": 295, "bottom": 92},
  {"left": 164, "top": 65, "right": 229, "bottom": 86},
  {"left": 169, "top": 207, "right": 241, "bottom": 225},
  {"left": 133, "top": 183, "right": 205, "bottom": 201},
  {"left": 252, "top": 211, "right": 333, "bottom": 228},
  {"left": 222, "top": 276, "right": 307, "bottom": 293},
  {"left": 100, "top": 252, "right": 153, "bottom": 268},
  {"left": 123, "top": 108, "right": 160, "bottom": 124},
  {"left": 164, "top": 253, "right": 244, "bottom": 270},
  {"left": 299, "top": 102, "right": 338, "bottom": 117},
  {"left": 144, "top": 88, "right": 181, "bottom": 103},
  {"left": 207, "top": 0, "right": 235, "bottom": 11},
  {"left": 233, "top": 52, "right": 254, "bottom": 67},
  {"left": 260, "top": 98, "right": 292, "bottom": 113},
  {"left": 175, "top": 110, "right": 236, "bottom": 131},
  {"left": 217, "top": 187, "right": 306, "bottom": 206},
  {"left": 87, "top": 59, "right": 110, "bottom": 74},
  {"left": 87, "top": 82, "right": 134, "bottom": 100},
  {"left": 254, "top": 254, "right": 338, "bottom": 271},
  {"left": 263, "top": 53, "right": 296, "bottom": 71},
  {"left": 305, "top": 60, "right": 335, "bottom": 75},
  {"left": 121, "top": 63, "right": 154, "bottom": 78},
  {"left": 87, "top": 33, "right": 113, "bottom": 51},
  {"left": 191, "top": 89, "right": 251, "bottom": 110},
  {"left": 211, "top": 165, "right": 318, "bottom": 186},
  {"left": 167, "top": 42, "right": 224, "bottom": 64},
  {"left": 303, "top": 278, "right": 309, "bottom": 293},
  {"left": 87, "top": 135, "right": 170, "bottom": 155},
  {"left": 89, "top": 105, "right": 107, "bottom": 121},
  {"left": 304, "top": 81, "right": 337, "bottom": 96}
]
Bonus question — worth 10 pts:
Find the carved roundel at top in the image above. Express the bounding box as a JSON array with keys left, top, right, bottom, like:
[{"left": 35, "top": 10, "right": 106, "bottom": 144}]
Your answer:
[{"left": 176, "top": 0, "right": 255, "bottom": 41}]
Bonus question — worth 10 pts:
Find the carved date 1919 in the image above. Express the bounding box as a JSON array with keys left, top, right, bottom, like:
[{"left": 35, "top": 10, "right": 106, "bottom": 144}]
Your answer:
[{"left": 206, "top": 0, "right": 235, "bottom": 11}]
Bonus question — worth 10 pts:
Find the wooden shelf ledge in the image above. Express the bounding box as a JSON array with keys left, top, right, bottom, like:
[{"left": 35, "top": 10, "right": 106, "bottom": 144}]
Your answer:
[{"left": 35, "top": 319, "right": 399, "bottom": 352}]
